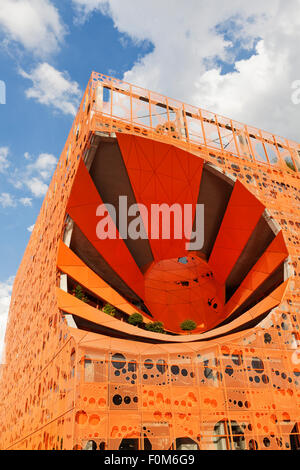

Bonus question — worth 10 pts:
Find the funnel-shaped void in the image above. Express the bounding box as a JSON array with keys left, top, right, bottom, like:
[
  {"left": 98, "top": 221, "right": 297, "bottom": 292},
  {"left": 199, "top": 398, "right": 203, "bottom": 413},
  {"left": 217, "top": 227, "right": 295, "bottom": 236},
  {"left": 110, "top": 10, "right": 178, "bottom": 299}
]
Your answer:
[{"left": 61, "top": 133, "right": 289, "bottom": 336}]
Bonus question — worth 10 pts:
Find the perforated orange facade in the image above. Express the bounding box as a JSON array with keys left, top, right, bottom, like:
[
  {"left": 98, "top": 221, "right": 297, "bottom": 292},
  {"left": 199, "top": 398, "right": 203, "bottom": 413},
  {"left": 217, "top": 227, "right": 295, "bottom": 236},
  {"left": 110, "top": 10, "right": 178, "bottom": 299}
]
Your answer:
[{"left": 0, "top": 72, "right": 300, "bottom": 450}]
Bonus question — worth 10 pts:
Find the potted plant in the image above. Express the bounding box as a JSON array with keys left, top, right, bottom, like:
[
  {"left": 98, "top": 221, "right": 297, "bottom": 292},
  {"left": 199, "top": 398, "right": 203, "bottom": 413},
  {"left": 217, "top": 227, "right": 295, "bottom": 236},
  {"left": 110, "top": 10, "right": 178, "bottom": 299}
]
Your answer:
[
  {"left": 72, "top": 284, "right": 88, "bottom": 303},
  {"left": 180, "top": 319, "right": 197, "bottom": 334},
  {"left": 103, "top": 303, "right": 117, "bottom": 317},
  {"left": 145, "top": 321, "right": 165, "bottom": 334},
  {"left": 128, "top": 313, "right": 144, "bottom": 327}
]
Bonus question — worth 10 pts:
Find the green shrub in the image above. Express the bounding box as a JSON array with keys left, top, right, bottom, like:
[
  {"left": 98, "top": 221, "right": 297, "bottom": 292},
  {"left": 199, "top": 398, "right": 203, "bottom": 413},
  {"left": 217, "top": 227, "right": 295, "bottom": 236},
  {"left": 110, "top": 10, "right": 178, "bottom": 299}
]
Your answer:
[
  {"left": 128, "top": 313, "right": 144, "bottom": 326},
  {"left": 73, "top": 284, "right": 88, "bottom": 303},
  {"left": 145, "top": 321, "right": 165, "bottom": 334},
  {"left": 103, "top": 303, "right": 117, "bottom": 317},
  {"left": 180, "top": 319, "right": 197, "bottom": 332},
  {"left": 285, "top": 158, "right": 296, "bottom": 171}
]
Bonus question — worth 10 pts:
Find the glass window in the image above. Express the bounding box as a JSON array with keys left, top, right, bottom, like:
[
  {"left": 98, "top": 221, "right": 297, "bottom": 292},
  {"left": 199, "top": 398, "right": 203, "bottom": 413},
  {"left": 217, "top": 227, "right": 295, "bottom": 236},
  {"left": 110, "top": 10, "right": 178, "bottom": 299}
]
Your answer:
[{"left": 213, "top": 420, "right": 245, "bottom": 450}]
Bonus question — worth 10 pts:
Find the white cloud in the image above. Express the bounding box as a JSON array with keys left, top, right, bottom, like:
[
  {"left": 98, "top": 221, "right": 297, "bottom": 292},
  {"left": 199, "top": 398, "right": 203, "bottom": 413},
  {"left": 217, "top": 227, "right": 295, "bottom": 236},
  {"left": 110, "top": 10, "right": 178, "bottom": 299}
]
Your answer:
[
  {"left": 20, "top": 197, "right": 32, "bottom": 207},
  {"left": 72, "top": 0, "right": 300, "bottom": 141},
  {"left": 0, "top": 193, "right": 33, "bottom": 208},
  {"left": 0, "top": 149, "right": 56, "bottom": 205},
  {"left": 25, "top": 177, "right": 48, "bottom": 197},
  {"left": 24, "top": 153, "right": 57, "bottom": 197},
  {"left": 27, "top": 224, "right": 35, "bottom": 232},
  {"left": 0, "top": 276, "right": 14, "bottom": 363},
  {"left": 0, "top": 277, "right": 14, "bottom": 319},
  {"left": 0, "top": 149, "right": 54, "bottom": 205},
  {"left": 20, "top": 62, "right": 81, "bottom": 115},
  {"left": 0, "top": 193, "right": 16, "bottom": 208},
  {"left": 10, "top": 151, "right": 57, "bottom": 199},
  {"left": 24, "top": 152, "right": 32, "bottom": 160},
  {"left": 0, "top": 147, "right": 10, "bottom": 173},
  {"left": 0, "top": 0, "right": 66, "bottom": 57},
  {"left": 27, "top": 153, "right": 57, "bottom": 180},
  {"left": 24, "top": 152, "right": 57, "bottom": 197},
  {"left": 72, "top": 0, "right": 108, "bottom": 21}
]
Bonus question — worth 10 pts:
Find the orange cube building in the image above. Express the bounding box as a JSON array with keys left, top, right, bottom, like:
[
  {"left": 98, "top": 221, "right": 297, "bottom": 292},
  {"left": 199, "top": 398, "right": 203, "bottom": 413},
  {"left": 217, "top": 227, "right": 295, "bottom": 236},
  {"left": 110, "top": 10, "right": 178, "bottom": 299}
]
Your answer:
[{"left": 0, "top": 72, "right": 300, "bottom": 450}]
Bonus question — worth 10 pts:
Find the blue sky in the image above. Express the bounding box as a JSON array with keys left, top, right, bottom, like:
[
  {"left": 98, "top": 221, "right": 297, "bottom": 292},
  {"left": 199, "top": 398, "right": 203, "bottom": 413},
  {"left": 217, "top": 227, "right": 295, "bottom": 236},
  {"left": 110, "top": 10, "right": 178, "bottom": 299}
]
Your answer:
[
  {"left": 0, "top": 0, "right": 300, "bottom": 355},
  {"left": 0, "top": 1, "right": 154, "bottom": 282}
]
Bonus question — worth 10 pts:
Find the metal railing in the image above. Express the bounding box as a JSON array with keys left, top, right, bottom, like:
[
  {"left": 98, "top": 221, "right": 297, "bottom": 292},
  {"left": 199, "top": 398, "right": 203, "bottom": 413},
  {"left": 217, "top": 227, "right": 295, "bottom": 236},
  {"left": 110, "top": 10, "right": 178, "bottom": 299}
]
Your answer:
[{"left": 77, "top": 71, "right": 300, "bottom": 173}]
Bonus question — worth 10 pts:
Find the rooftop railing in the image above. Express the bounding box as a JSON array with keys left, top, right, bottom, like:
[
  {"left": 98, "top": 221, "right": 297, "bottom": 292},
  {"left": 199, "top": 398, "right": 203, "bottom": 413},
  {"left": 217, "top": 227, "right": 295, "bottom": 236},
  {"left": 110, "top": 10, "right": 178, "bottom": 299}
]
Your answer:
[{"left": 74, "top": 72, "right": 300, "bottom": 174}]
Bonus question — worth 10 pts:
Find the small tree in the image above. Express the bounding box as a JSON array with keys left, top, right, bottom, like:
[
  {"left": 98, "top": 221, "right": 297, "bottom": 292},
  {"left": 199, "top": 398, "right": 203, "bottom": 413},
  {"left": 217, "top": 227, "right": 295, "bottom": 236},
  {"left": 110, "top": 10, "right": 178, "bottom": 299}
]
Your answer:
[
  {"left": 145, "top": 321, "right": 165, "bottom": 334},
  {"left": 180, "top": 319, "right": 197, "bottom": 333},
  {"left": 103, "top": 303, "right": 116, "bottom": 317},
  {"left": 73, "top": 284, "right": 88, "bottom": 303},
  {"left": 128, "top": 313, "right": 144, "bottom": 327},
  {"left": 285, "top": 159, "right": 296, "bottom": 171}
]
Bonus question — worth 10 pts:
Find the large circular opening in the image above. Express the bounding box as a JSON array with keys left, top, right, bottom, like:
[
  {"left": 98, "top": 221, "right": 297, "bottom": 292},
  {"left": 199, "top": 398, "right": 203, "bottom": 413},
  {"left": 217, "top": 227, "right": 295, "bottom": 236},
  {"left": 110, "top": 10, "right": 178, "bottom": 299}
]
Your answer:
[
  {"left": 63, "top": 133, "right": 290, "bottom": 339},
  {"left": 144, "top": 255, "right": 224, "bottom": 333}
]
